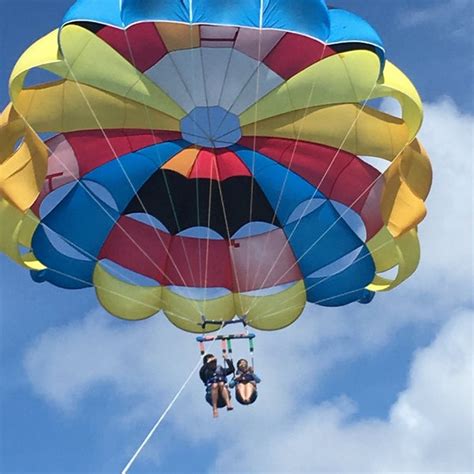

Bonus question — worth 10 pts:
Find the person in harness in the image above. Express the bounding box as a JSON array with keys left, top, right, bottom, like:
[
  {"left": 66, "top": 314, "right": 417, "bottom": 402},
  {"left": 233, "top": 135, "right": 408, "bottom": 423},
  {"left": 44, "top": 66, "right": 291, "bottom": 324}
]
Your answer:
[
  {"left": 229, "top": 358, "right": 261, "bottom": 405},
  {"left": 199, "top": 353, "right": 234, "bottom": 417}
]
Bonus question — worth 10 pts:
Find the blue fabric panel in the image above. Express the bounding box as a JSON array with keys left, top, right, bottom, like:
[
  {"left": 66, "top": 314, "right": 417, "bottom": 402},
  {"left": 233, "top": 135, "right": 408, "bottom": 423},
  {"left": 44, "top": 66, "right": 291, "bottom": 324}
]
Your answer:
[
  {"left": 232, "top": 146, "right": 324, "bottom": 222},
  {"left": 305, "top": 246, "right": 375, "bottom": 306},
  {"left": 29, "top": 233, "right": 95, "bottom": 289},
  {"left": 284, "top": 200, "right": 365, "bottom": 277},
  {"left": 63, "top": 0, "right": 124, "bottom": 27},
  {"left": 122, "top": 0, "right": 190, "bottom": 25},
  {"left": 132, "top": 140, "right": 187, "bottom": 168},
  {"left": 327, "top": 9, "right": 385, "bottom": 62},
  {"left": 359, "top": 289, "right": 376, "bottom": 304},
  {"left": 192, "top": 0, "right": 329, "bottom": 39},
  {"left": 62, "top": 0, "right": 387, "bottom": 56},
  {"left": 37, "top": 183, "right": 120, "bottom": 259},
  {"left": 261, "top": 0, "right": 329, "bottom": 38},
  {"left": 84, "top": 141, "right": 185, "bottom": 212},
  {"left": 63, "top": 0, "right": 330, "bottom": 41}
]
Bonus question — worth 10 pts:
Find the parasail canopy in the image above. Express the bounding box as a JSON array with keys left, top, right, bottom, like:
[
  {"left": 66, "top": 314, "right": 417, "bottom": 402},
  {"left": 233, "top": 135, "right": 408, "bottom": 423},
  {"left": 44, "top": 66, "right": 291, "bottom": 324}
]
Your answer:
[{"left": 0, "top": 0, "right": 432, "bottom": 332}]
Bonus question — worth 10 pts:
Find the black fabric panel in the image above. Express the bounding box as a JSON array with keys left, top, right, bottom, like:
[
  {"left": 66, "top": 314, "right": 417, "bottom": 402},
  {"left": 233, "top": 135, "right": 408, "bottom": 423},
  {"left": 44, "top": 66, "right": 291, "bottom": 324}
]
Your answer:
[
  {"left": 330, "top": 42, "right": 379, "bottom": 56},
  {"left": 124, "top": 170, "right": 280, "bottom": 236},
  {"left": 71, "top": 21, "right": 106, "bottom": 34}
]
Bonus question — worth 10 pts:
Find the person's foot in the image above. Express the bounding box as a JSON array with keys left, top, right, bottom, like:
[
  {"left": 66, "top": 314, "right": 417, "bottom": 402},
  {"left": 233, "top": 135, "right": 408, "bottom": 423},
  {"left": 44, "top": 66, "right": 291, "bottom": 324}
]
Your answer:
[
  {"left": 213, "top": 409, "right": 219, "bottom": 418},
  {"left": 226, "top": 405, "right": 234, "bottom": 411}
]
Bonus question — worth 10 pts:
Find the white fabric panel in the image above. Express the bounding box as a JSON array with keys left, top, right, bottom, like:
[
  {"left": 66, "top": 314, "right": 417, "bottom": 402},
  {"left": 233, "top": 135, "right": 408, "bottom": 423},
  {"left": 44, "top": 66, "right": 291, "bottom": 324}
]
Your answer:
[
  {"left": 145, "top": 54, "right": 196, "bottom": 112},
  {"left": 167, "top": 286, "right": 231, "bottom": 298},
  {"left": 231, "top": 222, "right": 279, "bottom": 238},
  {"left": 200, "top": 47, "right": 234, "bottom": 106},
  {"left": 230, "top": 63, "right": 284, "bottom": 115},
  {"left": 177, "top": 226, "right": 224, "bottom": 240},
  {"left": 331, "top": 201, "right": 367, "bottom": 241},
  {"left": 40, "top": 182, "right": 76, "bottom": 219},
  {"left": 171, "top": 48, "right": 208, "bottom": 107},
  {"left": 83, "top": 180, "right": 119, "bottom": 211},
  {"left": 43, "top": 226, "right": 91, "bottom": 261},
  {"left": 100, "top": 259, "right": 160, "bottom": 287},
  {"left": 307, "top": 247, "right": 362, "bottom": 279},
  {"left": 147, "top": 47, "right": 283, "bottom": 115},
  {"left": 126, "top": 213, "right": 169, "bottom": 232},
  {"left": 286, "top": 198, "right": 326, "bottom": 225},
  {"left": 218, "top": 49, "right": 262, "bottom": 111},
  {"left": 242, "top": 281, "right": 296, "bottom": 297}
]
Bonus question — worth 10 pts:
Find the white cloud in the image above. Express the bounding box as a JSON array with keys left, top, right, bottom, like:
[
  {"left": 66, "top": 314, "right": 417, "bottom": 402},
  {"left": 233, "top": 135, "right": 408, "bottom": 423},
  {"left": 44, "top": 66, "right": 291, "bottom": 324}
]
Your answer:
[
  {"left": 399, "top": 0, "right": 472, "bottom": 37},
  {"left": 211, "top": 310, "right": 473, "bottom": 474}
]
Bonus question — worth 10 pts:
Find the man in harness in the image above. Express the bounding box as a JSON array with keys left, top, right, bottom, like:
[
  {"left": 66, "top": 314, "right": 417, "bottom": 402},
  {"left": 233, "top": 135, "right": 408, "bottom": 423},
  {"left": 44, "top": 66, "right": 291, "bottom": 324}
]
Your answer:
[{"left": 199, "top": 353, "right": 234, "bottom": 417}]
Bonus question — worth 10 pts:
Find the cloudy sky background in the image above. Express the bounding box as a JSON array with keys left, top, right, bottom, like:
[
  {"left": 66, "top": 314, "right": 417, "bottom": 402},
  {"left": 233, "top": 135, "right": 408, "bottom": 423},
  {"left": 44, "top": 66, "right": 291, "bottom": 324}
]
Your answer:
[{"left": 0, "top": 1, "right": 473, "bottom": 473}]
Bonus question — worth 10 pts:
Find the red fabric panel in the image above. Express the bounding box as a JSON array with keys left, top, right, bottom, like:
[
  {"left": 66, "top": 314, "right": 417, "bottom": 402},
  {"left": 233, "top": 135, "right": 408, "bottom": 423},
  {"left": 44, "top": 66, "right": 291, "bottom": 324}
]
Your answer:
[
  {"left": 189, "top": 149, "right": 219, "bottom": 180},
  {"left": 330, "top": 156, "right": 380, "bottom": 214},
  {"left": 230, "top": 229, "right": 302, "bottom": 292},
  {"left": 239, "top": 137, "right": 382, "bottom": 230},
  {"left": 360, "top": 178, "right": 384, "bottom": 240},
  {"left": 99, "top": 215, "right": 171, "bottom": 284},
  {"left": 65, "top": 130, "right": 181, "bottom": 176},
  {"left": 216, "top": 150, "right": 252, "bottom": 180},
  {"left": 263, "top": 33, "right": 335, "bottom": 79},
  {"left": 189, "top": 149, "right": 251, "bottom": 181},
  {"left": 97, "top": 23, "right": 168, "bottom": 72},
  {"left": 167, "top": 236, "right": 233, "bottom": 289}
]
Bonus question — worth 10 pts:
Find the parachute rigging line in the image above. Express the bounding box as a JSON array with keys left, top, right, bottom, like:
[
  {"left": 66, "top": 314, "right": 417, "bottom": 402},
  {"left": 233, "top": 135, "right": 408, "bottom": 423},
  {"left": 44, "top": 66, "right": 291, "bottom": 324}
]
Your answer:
[
  {"left": 121, "top": 322, "right": 226, "bottom": 474},
  {"left": 58, "top": 54, "right": 203, "bottom": 311}
]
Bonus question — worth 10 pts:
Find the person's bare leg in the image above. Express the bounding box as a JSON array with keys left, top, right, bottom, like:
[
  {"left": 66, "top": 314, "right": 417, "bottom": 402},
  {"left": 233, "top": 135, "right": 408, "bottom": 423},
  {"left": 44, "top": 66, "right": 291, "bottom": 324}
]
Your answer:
[
  {"left": 244, "top": 384, "right": 254, "bottom": 402},
  {"left": 218, "top": 382, "right": 233, "bottom": 410},
  {"left": 237, "top": 384, "right": 247, "bottom": 402},
  {"left": 211, "top": 384, "right": 219, "bottom": 417}
]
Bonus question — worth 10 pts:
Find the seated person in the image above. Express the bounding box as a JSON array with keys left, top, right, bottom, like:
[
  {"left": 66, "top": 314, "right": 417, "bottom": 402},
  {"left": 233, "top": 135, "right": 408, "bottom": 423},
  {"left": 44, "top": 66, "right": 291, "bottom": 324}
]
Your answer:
[
  {"left": 229, "top": 359, "right": 261, "bottom": 405},
  {"left": 199, "top": 353, "right": 234, "bottom": 417}
]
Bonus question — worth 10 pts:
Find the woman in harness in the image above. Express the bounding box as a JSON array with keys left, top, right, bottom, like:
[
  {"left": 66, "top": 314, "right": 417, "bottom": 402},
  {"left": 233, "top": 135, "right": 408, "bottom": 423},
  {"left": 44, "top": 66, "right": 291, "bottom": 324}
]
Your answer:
[
  {"left": 229, "top": 358, "right": 261, "bottom": 405},
  {"left": 199, "top": 353, "right": 234, "bottom": 417}
]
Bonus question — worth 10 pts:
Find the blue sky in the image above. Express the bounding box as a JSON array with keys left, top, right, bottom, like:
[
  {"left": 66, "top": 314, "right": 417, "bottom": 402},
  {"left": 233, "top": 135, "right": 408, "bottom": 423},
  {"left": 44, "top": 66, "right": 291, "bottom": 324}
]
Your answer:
[{"left": 0, "top": 1, "right": 473, "bottom": 473}]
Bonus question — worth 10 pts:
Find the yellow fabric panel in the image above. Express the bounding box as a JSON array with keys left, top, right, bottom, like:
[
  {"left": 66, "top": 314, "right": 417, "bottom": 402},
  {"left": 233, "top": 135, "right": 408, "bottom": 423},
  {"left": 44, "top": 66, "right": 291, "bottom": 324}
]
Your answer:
[
  {"left": 7, "top": 80, "right": 180, "bottom": 134},
  {"left": 242, "top": 104, "right": 410, "bottom": 161},
  {"left": 59, "top": 25, "right": 185, "bottom": 119},
  {"left": 162, "top": 289, "right": 235, "bottom": 333},
  {"left": 373, "top": 61, "right": 423, "bottom": 140},
  {"left": 381, "top": 139, "right": 432, "bottom": 237},
  {"left": 93, "top": 263, "right": 162, "bottom": 320},
  {"left": 0, "top": 126, "right": 49, "bottom": 210},
  {"left": 0, "top": 104, "right": 24, "bottom": 162},
  {"left": 367, "top": 229, "right": 420, "bottom": 291},
  {"left": 162, "top": 146, "right": 200, "bottom": 176},
  {"left": 366, "top": 227, "right": 399, "bottom": 273},
  {"left": 0, "top": 197, "right": 44, "bottom": 269},
  {"left": 236, "top": 281, "right": 306, "bottom": 331},
  {"left": 156, "top": 22, "right": 200, "bottom": 51},
  {"left": 398, "top": 140, "right": 432, "bottom": 200},
  {"left": 9, "top": 29, "right": 66, "bottom": 101},
  {"left": 240, "top": 51, "right": 381, "bottom": 126},
  {"left": 17, "top": 210, "right": 39, "bottom": 248}
]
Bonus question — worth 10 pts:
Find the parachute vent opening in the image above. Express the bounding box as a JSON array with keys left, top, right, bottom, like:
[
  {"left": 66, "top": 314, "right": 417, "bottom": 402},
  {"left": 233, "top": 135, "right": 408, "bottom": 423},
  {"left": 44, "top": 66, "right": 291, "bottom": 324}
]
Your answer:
[
  {"left": 180, "top": 106, "right": 242, "bottom": 148},
  {"left": 366, "top": 98, "right": 402, "bottom": 119},
  {"left": 358, "top": 155, "right": 391, "bottom": 174},
  {"left": 14, "top": 138, "right": 24, "bottom": 152},
  {"left": 377, "top": 266, "right": 399, "bottom": 280},
  {"left": 23, "top": 68, "right": 62, "bottom": 88}
]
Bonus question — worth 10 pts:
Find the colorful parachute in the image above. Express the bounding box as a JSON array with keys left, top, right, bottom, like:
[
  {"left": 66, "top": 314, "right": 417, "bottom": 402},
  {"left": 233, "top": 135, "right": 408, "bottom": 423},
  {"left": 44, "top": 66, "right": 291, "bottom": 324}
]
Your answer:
[{"left": 0, "top": 0, "right": 432, "bottom": 332}]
